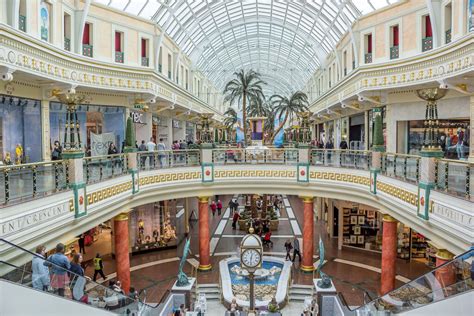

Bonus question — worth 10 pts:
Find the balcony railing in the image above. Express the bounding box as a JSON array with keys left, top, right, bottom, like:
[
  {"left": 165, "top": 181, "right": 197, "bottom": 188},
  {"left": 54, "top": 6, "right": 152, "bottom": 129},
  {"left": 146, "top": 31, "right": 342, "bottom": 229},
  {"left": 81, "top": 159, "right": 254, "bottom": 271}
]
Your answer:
[
  {"left": 19, "top": 15, "right": 26, "bottom": 32},
  {"left": 64, "top": 37, "right": 70, "bottom": 51},
  {"left": 1, "top": 149, "right": 472, "bottom": 206},
  {"left": 344, "top": 68, "right": 347, "bottom": 76},
  {"left": 445, "top": 29, "right": 452, "bottom": 44},
  {"left": 83, "top": 153, "right": 127, "bottom": 185},
  {"left": 141, "top": 57, "right": 149, "bottom": 67},
  {"left": 82, "top": 44, "right": 93, "bottom": 57},
  {"left": 0, "top": 160, "right": 69, "bottom": 205},
  {"left": 364, "top": 53, "right": 372, "bottom": 64},
  {"left": 390, "top": 45, "right": 399, "bottom": 59},
  {"left": 168, "top": 71, "right": 172, "bottom": 79},
  {"left": 138, "top": 149, "right": 201, "bottom": 171},
  {"left": 158, "top": 64, "right": 162, "bottom": 73},
  {"left": 422, "top": 37, "right": 433, "bottom": 52},
  {"left": 115, "top": 51, "right": 124, "bottom": 63}
]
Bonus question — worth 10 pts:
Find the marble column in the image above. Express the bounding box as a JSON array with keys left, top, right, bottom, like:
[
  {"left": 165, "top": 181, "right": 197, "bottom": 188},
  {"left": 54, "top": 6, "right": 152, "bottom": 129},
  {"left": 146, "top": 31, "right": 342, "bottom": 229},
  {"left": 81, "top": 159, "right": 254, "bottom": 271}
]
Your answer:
[
  {"left": 114, "top": 211, "right": 131, "bottom": 294},
  {"left": 301, "top": 196, "right": 315, "bottom": 272},
  {"left": 435, "top": 249, "right": 455, "bottom": 286},
  {"left": 380, "top": 214, "right": 397, "bottom": 295},
  {"left": 198, "top": 196, "right": 212, "bottom": 271}
]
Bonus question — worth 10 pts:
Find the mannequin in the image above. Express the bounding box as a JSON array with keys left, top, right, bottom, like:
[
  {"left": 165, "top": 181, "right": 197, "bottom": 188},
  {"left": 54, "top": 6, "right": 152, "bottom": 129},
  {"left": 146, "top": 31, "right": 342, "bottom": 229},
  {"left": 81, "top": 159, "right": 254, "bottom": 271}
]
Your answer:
[{"left": 456, "top": 127, "right": 464, "bottom": 159}]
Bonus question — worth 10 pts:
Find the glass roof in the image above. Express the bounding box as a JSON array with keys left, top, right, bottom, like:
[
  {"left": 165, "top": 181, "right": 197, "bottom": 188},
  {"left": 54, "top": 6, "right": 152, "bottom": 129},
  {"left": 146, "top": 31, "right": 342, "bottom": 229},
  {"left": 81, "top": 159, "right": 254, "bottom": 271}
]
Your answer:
[{"left": 95, "top": 0, "right": 397, "bottom": 95}]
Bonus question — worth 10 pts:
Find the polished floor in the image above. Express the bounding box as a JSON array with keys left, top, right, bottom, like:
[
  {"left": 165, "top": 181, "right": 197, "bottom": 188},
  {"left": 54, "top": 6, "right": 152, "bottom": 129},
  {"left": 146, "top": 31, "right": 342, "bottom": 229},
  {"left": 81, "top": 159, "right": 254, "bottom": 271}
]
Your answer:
[{"left": 81, "top": 195, "right": 431, "bottom": 307}]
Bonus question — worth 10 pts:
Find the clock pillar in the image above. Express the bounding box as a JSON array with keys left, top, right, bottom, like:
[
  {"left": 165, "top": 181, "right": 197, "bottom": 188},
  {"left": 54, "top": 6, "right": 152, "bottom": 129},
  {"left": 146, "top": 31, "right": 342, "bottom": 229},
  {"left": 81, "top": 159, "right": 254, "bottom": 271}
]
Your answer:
[
  {"left": 198, "top": 196, "right": 212, "bottom": 271},
  {"left": 301, "top": 196, "right": 315, "bottom": 272}
]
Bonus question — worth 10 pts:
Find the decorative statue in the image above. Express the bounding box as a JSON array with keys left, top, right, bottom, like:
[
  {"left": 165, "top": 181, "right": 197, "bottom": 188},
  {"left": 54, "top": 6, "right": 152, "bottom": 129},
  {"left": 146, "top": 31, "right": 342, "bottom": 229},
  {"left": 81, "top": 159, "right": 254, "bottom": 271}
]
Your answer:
[
  {"left": 316, "top": 237, "right": 332, "bottom": 289},
  {"left": 163, "top": 220, "right": 177, "bottom": 241},
  {"left": 176, "top": 238, "right": 191, "bottom": 287}
]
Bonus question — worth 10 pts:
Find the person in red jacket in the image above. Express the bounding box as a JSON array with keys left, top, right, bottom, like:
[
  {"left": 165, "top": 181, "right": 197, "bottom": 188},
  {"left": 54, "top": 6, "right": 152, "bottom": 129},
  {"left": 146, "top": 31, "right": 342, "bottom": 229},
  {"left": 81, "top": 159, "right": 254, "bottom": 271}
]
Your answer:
[
  {"left": 217, "top": 200, "right": 223, "bottom": 216},
  {"left": 210, "top": 201, "right": 217, "bottom": 217},
  {"left": 232, "top": 210, "right": 240, "bottom": 229}
]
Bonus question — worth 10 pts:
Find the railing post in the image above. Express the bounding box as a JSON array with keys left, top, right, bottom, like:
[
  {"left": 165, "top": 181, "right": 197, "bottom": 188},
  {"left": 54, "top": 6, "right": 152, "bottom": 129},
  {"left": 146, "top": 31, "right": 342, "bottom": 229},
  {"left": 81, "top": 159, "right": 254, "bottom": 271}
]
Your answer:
[
  {"left": 200, "top": 143, "right": 214, "bottom": 183},
  {"left": 62, "top": 150, "right": 86, "bottom": 218},
  {"left": 296, "top": 144, "right": 311, "bottom": 182},
  {"left": 370, "top": 107, "right": 385, "bottom": 195},
  {"left": 4, "top": 169, "right": 9, "bottom": 204},
  {"left": 32, "top": 166, "right": 37, "bottom": 198}
]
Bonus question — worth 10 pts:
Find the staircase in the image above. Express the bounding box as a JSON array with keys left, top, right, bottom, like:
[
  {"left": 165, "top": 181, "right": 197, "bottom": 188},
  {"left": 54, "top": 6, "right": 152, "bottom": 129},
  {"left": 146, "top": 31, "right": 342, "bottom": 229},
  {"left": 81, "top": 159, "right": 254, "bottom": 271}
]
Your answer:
[
  {"left": 289, "top": 283, "right": 313, "bottom": 302},
  {"left": 196, "top": 283, "right": 221, "bottom": 301}
]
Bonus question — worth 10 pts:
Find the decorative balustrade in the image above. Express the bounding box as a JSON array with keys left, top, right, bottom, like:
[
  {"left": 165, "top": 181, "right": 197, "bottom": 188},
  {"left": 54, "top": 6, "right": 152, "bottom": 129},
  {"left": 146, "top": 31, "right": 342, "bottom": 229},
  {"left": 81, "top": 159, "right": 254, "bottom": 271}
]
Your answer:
[
  {"left": 390, "top": 45, "right": 399, "bottom": 59},
  {"left": 115, "top": 51, "right": 124, "bottom": 63},
  {"left": 83, "top": 153, "right": 127, "bottom": 184},
  {"left": 18, "top": 15, "right": 26, "bottom": 32},
  {"left": 0, "top": 160, "right": 69, "bottom": 205},
  {"left": 82, "top": 44, "right": 93, "bottom": 57},
  {"left": 0, "top": 149, "right": 471, "bottom": 207},
  {"left": 141, "top": 57, "right": 149, "bottom": 67},
  {"left": 422, "top": 37, "right": 433, "bottom": 52},
  {"left": 64, "top": 37, "right": 70, "bottom": 51},
  {"left": 138, "top": 149, "right": 201, "bottom": 171},
  {"left": 446, "top": 29, "right": 452, "bottom": 44},
  {"left": 381, "top": 153, "right": 420, "bottom": 184},
  {"left": 364, "top": 53, "right": 372, "bottom": 64},
  {"left": 435, "top": 159, "right": 472, "bottom": 200}
]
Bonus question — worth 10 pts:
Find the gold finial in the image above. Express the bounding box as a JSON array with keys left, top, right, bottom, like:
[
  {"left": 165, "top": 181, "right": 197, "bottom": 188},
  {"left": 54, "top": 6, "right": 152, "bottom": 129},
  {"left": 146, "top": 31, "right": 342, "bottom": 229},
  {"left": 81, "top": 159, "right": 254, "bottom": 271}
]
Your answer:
[{"left": 248, "top": 227, "right": 255, "bottom": 234}]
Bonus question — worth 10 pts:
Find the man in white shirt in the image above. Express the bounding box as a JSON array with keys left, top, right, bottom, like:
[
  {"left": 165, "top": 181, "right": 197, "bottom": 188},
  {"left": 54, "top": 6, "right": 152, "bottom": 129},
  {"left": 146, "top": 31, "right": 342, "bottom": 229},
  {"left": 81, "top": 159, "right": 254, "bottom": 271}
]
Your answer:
[
  {"left": 157, "top": 138, "right": 167, "bottom": 168},
  {"left": 146, "top": 137, "right": 156, "bottom": 167}
]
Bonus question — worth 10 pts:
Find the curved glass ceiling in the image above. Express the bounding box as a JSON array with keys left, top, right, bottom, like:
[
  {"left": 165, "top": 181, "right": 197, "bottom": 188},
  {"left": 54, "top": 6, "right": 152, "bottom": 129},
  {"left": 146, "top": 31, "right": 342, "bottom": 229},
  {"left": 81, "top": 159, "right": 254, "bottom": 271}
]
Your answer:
[{"left": 95, "top": 0, "right": 397, "bottom": 95}]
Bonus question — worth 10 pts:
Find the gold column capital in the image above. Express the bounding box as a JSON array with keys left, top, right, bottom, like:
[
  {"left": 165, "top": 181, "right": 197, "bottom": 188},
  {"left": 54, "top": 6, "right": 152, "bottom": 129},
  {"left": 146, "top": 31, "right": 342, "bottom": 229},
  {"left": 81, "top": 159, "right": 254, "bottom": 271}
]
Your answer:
[
  {"left": 299, "top": 196, "right": 314, "bottom": 203},
  {"left": 382, "top": 214, "right": 398, "bottom": 223},
  {"left": 198, "top": 196, "right": 210, "bottom": 203},
  {"left": 436, "top": 249, "right": 454, "bottom": 261},
  {"left": 114, "top": 210, "right": 131, "bottom": 221}
]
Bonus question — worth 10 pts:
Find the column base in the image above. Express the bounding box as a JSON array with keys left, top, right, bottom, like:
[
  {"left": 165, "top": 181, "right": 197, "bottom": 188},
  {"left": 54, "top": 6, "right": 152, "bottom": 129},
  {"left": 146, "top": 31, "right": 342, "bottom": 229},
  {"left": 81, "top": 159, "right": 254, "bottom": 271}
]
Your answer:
[
  {"left": 198, "top": 264, "right": 212, "bottom": 271},
  {"left": 300, "top": 264, "right": 315, "bottom": 273}
]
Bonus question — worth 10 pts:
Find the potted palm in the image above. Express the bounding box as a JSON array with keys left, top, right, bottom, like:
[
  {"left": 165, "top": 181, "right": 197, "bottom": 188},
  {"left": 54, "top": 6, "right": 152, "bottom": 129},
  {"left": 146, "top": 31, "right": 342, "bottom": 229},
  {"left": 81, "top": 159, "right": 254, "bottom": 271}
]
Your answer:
[
  {"left": 238, "top": 211, "right": 250, "bottom": 231},
  {"left": 269, "top": 208, "right": 279, "bottom": 231}
]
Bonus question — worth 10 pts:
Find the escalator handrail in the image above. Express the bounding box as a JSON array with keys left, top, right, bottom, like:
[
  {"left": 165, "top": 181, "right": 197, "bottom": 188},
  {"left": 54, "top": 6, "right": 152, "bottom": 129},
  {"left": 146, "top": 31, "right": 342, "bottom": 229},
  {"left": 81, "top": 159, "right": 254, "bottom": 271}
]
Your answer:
[
  {"left": 0, "top": 238, "right": 160, "bottom": 309},
  {"left": 350, "top": 248, "right": 474, "bottom": 312}
]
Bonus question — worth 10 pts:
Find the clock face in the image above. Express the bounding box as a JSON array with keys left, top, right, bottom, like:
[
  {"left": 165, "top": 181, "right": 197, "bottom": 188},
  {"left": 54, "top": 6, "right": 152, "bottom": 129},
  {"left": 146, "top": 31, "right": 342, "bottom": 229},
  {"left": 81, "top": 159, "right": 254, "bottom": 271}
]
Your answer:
[{"left": 242, "top": 249, "right": 261, "bottom": 268}]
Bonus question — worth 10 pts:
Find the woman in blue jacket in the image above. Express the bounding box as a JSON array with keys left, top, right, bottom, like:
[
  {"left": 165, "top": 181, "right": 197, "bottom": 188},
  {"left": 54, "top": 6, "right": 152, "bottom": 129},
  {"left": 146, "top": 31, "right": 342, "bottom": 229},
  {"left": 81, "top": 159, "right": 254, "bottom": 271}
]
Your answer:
[
  {"left": 44, "top": 243, "right": 71, "bottom": 297},
  {"left": 32, "top": 245, "right": 50, "bottom": 291}
]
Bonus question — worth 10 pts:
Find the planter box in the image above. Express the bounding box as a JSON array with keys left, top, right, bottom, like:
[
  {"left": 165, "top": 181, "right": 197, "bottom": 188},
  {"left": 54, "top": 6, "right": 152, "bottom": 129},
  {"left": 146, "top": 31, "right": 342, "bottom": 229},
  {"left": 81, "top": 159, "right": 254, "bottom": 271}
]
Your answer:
[
  {"left": 270, "top": 219, "right": 279, "bottom": 231},
  {"left": 238, "top": 219, "right": 248, "bottom": 231}
]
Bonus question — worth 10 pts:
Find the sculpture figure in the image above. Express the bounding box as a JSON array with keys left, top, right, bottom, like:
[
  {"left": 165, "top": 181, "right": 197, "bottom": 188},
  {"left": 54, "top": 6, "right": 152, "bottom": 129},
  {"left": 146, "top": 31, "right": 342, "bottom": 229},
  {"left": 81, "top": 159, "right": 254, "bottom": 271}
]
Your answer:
[
  {"left": 316, "top": 237, "right": 332, "bottom": 288},
  {"left": 176, "top": 238, "right": 191, "bottom": 287}
]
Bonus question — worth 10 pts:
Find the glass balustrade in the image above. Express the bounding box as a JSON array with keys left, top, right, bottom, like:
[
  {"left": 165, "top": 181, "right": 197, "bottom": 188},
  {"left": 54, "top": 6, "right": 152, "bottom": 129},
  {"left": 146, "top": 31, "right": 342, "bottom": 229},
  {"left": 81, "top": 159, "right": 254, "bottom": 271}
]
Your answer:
[
  {"left": 137, "top": 150, "right": 201, "bottom": 171},
  {"left": 435, "top": 159, "right": 472, "bottom": 200},
  {"left": 212, "top": 148, "right": 299, "bottom": 165},
  {"left": 83, "top": 154, "right": 127, "bottom": 184}
]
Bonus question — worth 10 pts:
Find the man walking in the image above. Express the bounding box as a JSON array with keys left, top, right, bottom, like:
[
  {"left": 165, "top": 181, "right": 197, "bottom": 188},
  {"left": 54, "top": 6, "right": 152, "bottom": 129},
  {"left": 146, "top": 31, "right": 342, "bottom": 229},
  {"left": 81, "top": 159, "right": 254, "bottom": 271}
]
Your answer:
[
  {"left": 147, "top": 137, "right": 156, "bottom": 167},
  {"left": 292, "top": 237, "right": 301, "bottom": 262},
  {"left": 93, "top": 253, "right": 106, "bottom": 281}
]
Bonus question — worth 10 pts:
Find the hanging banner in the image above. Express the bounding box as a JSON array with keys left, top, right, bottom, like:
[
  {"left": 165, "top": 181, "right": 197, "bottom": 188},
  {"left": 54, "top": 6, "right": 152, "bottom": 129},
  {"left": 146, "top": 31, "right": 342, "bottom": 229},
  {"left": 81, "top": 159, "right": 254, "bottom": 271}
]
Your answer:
[{"left": 90, "top": 132, "right": 115, "bottom": 156}]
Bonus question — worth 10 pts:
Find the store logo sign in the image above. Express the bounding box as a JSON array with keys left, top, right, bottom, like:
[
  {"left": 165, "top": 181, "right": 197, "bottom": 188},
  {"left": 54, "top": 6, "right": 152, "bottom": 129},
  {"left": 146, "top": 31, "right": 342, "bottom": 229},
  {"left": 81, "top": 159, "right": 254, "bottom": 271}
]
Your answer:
[
  {"left": 2, "top": 202, "right": 69, "bottom": 236},
  {"left": 130, "top": 111, "right": 145, "bottom": 124}
]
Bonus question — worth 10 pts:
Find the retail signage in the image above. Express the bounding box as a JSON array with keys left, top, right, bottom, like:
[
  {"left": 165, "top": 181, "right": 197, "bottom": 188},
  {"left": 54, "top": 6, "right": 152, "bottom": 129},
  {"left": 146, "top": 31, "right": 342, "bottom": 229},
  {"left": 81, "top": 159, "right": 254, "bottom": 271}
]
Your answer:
[
  {"left": 130, "top": 111, "right": 146, "bottom": 124},
  {"left": 172, "top": 120, "right": 181, "bottom": 128},
  {"left": 2, "top": 202, "right": 69, "bottom": 236},
  {"left": 90, "top": 132, "right": 115, "bottom": 156},
  {"left": 431, "top": 202, "right": 473, "bottom": 230}
]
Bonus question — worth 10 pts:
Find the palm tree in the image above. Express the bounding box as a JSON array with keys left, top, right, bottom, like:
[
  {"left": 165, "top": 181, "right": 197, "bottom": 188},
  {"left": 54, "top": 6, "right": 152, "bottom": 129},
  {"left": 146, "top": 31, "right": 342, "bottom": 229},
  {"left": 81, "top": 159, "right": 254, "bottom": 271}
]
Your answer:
[
  {"left": 263, "top": 106, "right": 276, "bottom": 144},
  {"left": 269, "top": 91, "right": 309, "bottom": 144},
  {"left": 247, "top": 94, "right": 267, "bottom": 117},
  {"left": 223, "top": 69, "right": 265, "bottom": 146},
  {"left": 223, "top": 107, "right": 238, "bottom": 142}
]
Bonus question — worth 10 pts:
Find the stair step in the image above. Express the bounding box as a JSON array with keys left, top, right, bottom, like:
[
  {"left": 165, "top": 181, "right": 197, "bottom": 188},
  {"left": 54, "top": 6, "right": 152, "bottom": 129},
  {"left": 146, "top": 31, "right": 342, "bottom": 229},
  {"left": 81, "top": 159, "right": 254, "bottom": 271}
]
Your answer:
[
  {"left": 291, "top": 284, "right": 313, "bottom": 289},
  {"left": 289, "top": 289, "right": 313, "bottom": 295},
  {"left": 197, "top": 289, "right": 220, "bottom": 294},
  {"left": 201, "top": 293, "right": 221, "bottom": 300},
  {"left": 197, "top": 283, "right": 219, "bottom": 288}
]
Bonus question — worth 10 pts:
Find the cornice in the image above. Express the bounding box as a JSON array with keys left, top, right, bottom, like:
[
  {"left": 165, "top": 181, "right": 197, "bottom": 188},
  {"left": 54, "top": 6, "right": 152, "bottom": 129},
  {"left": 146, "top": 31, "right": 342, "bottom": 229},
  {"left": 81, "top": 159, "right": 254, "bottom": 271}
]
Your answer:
[
  {"left": 309, "top": 34, "right": 474, "bottom": 115},
  {"left": 0, "top": 24, "right": 222, "bottom": 118}
]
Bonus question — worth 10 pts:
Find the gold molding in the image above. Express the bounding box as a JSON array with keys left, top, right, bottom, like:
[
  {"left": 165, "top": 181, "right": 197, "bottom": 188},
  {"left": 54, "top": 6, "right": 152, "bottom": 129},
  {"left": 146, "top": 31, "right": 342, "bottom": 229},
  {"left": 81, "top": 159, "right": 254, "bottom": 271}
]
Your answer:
[
  {"left": 436, "top": 249, "right": 454, "bottom": 261},
  {"left": 198, "top": 264, "right": 212, "bottom": 271},
  {"left": 87, "top": 181, "right": 132, "bottom": 206},
  {"left": 114, "top": 211, "right": 130, "bottom": 222},
  {"left": 198, "top": 196, "right": 210, "bottom": 203},
  {"left": 139, "top": 172, "right": 201, "bottom": 186},
  {"left": 300, "top": 196, "right": 314, "bottom": 203},
  {"left": 377, "top": 182, "right": 418, "bottom": 206},
  {"left": 382, "top": 214, "right": 398, "bottom": 223}
]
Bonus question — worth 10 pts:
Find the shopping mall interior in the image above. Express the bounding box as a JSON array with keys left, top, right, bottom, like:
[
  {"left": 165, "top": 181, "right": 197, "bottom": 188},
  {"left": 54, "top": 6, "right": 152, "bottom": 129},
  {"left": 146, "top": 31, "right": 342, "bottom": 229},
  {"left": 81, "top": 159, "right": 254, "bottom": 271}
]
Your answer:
[{"left": 0, "top": 0, "right": 473, "bottom": 315}]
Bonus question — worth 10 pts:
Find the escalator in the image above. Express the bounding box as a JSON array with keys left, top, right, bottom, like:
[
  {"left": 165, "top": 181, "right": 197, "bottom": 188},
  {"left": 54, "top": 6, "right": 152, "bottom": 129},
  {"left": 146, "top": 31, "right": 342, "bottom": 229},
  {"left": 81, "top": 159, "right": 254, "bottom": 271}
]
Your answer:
[
  {"left": 0, "top": 238, "right": 174, "bottom": 315},
  {"left": 322, "top": 249, "right": 474, "bottom": 315}
]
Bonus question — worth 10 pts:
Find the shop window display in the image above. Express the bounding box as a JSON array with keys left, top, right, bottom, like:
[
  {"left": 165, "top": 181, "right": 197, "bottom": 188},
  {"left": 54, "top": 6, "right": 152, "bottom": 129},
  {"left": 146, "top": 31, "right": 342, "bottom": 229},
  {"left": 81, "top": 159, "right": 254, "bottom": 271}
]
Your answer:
[
  {"left": 0, "top": 95, "right": 42, "bottom": 163},
  {"left": 129, "top": 201, "right": 182, "bottom": 254},
  {"left": 49, "top": 103, "right": 125, "bottom": 156},
  {"left": 408, "top": 119, "right": 470, "bottom": 159},
  {"left": 368, "top": 107, "right": 386, "bottom": 149},
  {"left": 342, "top": 206, "right": 381, "bottom": 251}
]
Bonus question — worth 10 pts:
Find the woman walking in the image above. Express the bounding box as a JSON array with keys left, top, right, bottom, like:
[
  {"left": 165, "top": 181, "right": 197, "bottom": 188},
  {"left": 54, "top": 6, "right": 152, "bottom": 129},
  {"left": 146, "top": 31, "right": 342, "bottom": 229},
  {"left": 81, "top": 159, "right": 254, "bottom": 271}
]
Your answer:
[
  {"left": 217, "top": 200, "right": 223, "bottom": 216},
  {"left": 284, "top": 239, "right": 293, "bottom": 261},
  {"left": 69, "top": 253, "right": 84, "bottom": 293},
  {"left": 210, "top": 201, "right": 217, "bottom": 217}
]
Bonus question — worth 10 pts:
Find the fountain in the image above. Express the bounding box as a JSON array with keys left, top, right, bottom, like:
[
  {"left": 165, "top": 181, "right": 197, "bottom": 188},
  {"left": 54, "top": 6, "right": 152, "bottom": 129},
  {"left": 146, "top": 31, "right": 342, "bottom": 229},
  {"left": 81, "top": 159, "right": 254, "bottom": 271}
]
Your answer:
[{"left": 219, "top": 256, "right": 292, "bottom": 308}]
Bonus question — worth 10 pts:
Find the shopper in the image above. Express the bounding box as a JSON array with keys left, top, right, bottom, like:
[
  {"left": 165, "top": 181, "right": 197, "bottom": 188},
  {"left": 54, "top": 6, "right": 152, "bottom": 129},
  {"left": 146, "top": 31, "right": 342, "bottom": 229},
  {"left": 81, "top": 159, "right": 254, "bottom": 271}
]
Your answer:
[
  {"left": 44, "top": 243, "right": 71, "bottom": 297},
  {"left": 93, "top": 253, "right": 107, "bottom": 282},
  {"left": 232, "top": 210, "right": 240, "bottom": 229},
  {"left": 51, "top": 141, "right": 62, "bottom": 160},
  {"left": 138, "top": 140, "right": 147, "bottom": 167},
  {"left": 147, "top": 137, "right": 157, "bottom": 167},
  {"left": 129, "top": 286, "right": 139, "bottom": 300},
  {"left": 108, "top": 143, "right": 118, "bottom": 155},
  {"left": 210, "top": 201, "right": 217, "bottom": 217},
  {"left": 78, "top": 234, "right": 86, "bottom": 254},
  {"left": 157, "top": 138, "right": 167, "bottom": 168},
  {"left": 292, "top": 237, "right": 301, "bottom": 262},
  {"left": 32, "top": 245, "right": 50, "bottom": 291},
  {"left": 217, "top": 200, "right": 223, "bottom": 216},
  {"left": 284, "top": 239, "right": 293, "bottom": 261},
  {"left": 69, "top": 253, "right": 84, "bottom": 292}
]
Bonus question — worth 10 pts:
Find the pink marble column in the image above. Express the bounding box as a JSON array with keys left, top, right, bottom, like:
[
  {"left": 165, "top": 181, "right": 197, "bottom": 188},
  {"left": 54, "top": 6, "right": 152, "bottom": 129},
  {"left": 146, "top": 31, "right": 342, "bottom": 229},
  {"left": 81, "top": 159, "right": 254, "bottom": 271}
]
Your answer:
[
  {"left": 301, "top": 196, "right": 315, "bottom": 272},
  {"left": 435, "top": 249, "right": 455, "bottom": 287},
  {"left": 380, "top": 214, "right": 397, "bottom": 295},
  {"left": 198, "top": 196, "right": 212, "bottom": 271},
  {"left": 114, "top": 212, "right": 131, "bottom": 294}
]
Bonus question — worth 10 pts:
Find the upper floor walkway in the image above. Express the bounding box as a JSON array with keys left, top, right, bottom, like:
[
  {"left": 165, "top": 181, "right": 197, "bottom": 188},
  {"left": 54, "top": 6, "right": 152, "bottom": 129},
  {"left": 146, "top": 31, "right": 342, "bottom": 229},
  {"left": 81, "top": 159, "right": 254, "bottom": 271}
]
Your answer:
[{"left": 1, "top": 147, "right": 472, "bottom": 266}]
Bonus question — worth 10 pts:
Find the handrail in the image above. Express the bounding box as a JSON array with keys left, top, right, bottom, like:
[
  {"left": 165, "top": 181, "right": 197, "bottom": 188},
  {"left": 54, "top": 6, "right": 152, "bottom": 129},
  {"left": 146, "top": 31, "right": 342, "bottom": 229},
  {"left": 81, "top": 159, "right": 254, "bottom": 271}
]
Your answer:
[
  {"left": 0, "top": 238, "right": 158, "bottom": 310},
  {"left": 0, "top": 159, "right": 66, "bottom": 170},
  {"left": 83, "top": 153, "right": 126, "bottom": 161}
]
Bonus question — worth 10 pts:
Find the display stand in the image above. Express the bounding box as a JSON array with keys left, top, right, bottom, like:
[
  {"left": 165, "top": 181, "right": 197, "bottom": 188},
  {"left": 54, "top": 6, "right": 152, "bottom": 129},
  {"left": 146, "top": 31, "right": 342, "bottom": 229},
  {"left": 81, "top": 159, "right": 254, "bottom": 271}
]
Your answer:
[
  {"left": 172, "top": 277, "right": 196, "bottom": 310},
  {"left": 313, "top": 279, "right": 337, "bottom": 316}
]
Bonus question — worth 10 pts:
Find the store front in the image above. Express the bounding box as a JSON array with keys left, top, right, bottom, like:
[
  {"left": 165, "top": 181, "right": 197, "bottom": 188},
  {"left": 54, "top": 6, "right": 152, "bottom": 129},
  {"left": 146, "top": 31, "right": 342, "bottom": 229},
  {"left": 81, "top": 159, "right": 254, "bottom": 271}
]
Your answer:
[
  {"left": 349, "top": 113, "right": 366, "bottom": 150},
  {"left": 407, "top": 119, "right": 470, "bottom": 159},
  {"left": 152, "top": 115, "right": 171, "bottom": 147},
  {"left": 49, "top": 103, "right": 125, "bottom": 156},
  {"left": 186, "top": 122, "right": 196, "bottom": 142},
  {"left": 337, "top": 201, "right": 435, "bottom": 265},
  {"left": 368, "top": 107, "right": 386, "bottom": 150},
  {"left": 0, "top": 95, "right": 42, "bottom": 163}
]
